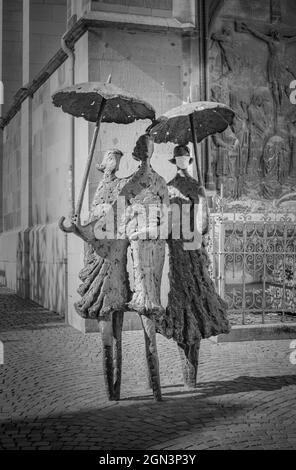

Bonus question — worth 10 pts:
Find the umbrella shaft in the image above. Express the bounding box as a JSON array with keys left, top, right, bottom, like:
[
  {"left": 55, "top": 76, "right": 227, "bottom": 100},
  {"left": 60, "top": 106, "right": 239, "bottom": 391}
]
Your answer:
[
  {"left": 189, "top": 114, "right": 203, "bottom": 185},
  {"left": 75, "top": 99, "right": 106, "bottom": 219}
]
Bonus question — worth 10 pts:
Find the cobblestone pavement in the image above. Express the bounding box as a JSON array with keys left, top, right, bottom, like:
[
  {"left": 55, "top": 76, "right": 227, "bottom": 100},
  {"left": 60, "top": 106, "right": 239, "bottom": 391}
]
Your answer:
[{"left": 1, "top": 287, "right": 296, "bottom": 450}]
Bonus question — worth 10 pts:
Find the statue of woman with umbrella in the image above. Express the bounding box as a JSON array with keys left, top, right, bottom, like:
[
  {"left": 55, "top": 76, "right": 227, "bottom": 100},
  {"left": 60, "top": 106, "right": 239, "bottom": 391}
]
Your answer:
[{"left": 149, "top": 100, "right": 234, "bottom": 388}]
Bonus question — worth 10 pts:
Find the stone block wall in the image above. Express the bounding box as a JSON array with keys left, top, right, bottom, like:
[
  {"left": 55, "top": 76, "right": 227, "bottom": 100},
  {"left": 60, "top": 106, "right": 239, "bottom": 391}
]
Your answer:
[
  {"left": 30, "top": 0, "right": 67, "bottom": 80},
  {"left": 0, "top": 230, "right": 18, "bottom": 289},
  {"left": 2, "top": 112, "right": 21, "bottom": 232},
  {"left": 2, "top": 0, "right": 23, "bottom": 115},
  {"left": 28, "top": 223, "right": 66, "bottom": 314},
  {"left": 31, "top": 62, "right": 70, "bottom": 225}
]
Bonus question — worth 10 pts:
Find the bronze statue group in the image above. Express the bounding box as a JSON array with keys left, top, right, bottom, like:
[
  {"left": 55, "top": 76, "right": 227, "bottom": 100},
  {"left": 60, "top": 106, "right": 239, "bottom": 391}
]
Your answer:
[{"left": 73, "top": 134, "right": 230, "bottom": 401}]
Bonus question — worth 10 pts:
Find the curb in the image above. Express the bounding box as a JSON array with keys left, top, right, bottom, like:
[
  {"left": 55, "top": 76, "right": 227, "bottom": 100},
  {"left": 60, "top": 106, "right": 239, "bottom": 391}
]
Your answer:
[
  {"left": 217, "top": 323, "right": 296, "bottom": 343},
  {"left": 123, "top": 311, "right": 296, "bottom": 344}
]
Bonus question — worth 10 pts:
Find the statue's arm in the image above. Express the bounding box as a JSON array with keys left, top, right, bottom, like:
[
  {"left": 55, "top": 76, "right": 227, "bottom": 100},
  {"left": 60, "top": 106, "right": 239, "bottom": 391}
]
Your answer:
[
  {"left": 239, "top": 22, "right": 270, "bottom": 43},
  {"left": 212, "top": 134, "right": 229, "bottom": 148},
  {"left": 211, "top": 32, "right": 225, "bottom": 42},
  {"left": 285, "top": 35, "right": 296, "bottom": 44}
]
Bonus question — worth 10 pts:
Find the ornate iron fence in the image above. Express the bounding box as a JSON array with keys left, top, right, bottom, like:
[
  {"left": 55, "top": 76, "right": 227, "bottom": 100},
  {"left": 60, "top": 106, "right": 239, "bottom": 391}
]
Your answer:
[{"left": 208, "top": 198, "right": 296, "bottom": 325}]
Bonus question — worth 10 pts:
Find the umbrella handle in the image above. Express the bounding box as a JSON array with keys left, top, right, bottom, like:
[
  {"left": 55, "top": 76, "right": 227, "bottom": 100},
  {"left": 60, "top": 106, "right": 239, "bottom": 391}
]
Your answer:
[
  {"left": 74, "top": 98, "right": 107, "bottom": 223},
  {"left": 58, "top": 216, "right": 78, "bottom": 235},
  {"left": 189, "top": 114, "right": 204, "bottom": 185}
]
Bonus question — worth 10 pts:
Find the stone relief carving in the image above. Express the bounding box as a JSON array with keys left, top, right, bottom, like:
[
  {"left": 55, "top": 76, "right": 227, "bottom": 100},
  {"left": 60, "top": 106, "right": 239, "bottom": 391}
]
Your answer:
[
  {"left": 261, "top": 135, "right": 290, "bottom": 199},
  {"left": 209, "top": 6, "right": 296, "bottom": 204},
  {"left": 211, "top": 26, "right": 243, "bottom": 77},
  {"left": 237, "top": 21, "right": 296, "bottom": 126}
]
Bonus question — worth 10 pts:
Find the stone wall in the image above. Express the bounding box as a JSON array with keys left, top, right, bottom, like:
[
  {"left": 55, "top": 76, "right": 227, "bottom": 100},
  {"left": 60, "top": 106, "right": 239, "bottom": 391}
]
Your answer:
[
  {"left": 2, "top": 113, "right": 21, "bottom": 232},
  {"left": 30, "top": 0, "right": 67, "bottom": 80},
  {"left": 2, "top": 0, "right": 23, "bottom": 115},
  {"left": 31, "top": 63, "right": 70, "bottom": 225},
  {"left": 0, "top": 63, "right": 70, "bottom": 315}
]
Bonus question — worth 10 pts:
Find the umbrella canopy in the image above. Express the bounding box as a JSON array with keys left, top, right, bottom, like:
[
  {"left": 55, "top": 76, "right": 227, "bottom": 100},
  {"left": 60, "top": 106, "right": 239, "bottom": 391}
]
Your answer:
[
  {"left": 149, "top": 101, "right": 234, "bottom": 145},
  {"left": 52, "top": 81, "right": 155, "bottom": 124}
]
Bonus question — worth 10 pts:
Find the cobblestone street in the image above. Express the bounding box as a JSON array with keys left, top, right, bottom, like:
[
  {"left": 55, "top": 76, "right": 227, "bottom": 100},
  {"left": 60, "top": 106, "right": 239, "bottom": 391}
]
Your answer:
[{"left": 1, "top": 287, "right": 296, "bottom": 450}]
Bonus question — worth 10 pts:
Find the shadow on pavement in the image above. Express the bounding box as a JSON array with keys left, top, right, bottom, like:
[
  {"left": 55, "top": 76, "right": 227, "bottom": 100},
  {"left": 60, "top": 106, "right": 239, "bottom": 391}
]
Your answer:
[
  {"left": 160, "top": 374, "right": 296, "bottom": 398},
  {"left": 0, "top": 394, "right": 245, "bottom": 450}
]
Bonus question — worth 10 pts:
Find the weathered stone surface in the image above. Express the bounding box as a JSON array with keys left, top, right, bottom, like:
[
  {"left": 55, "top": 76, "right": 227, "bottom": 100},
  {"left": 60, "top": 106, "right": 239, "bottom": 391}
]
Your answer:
[{"left": 209, "top": 0, "right": 296, "bottom": 207}]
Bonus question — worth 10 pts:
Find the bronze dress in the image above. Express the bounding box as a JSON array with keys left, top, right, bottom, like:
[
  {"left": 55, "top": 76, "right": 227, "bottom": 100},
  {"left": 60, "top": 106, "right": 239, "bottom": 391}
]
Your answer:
[
  {"left": 74, "top": 173, "right": 131, "bottom": 320},
  {"left": 159, "top": 173, "right": 230, "bottom": 344}
]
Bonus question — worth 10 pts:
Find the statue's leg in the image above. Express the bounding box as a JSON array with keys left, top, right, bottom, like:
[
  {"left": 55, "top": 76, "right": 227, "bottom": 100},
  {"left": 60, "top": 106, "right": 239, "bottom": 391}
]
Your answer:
[
  {"left": 140, "top": 315, "right": 162, "bottom": 401},
  {"left": 178, "top": 341, "right": 201, "bottom": 389},
  {"left": 112, "top": 311, "right": 124, "bottom": 401},
  {"left": 142, "top": 316, "right": 153, "bottom": 390},
  {"left": 99, "top": 319, "right": 114, "bottom": 400}
]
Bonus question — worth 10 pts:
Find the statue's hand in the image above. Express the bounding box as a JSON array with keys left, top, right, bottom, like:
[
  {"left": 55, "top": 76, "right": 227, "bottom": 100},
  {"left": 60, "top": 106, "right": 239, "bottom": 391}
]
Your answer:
[
  {"left": 198, "top": 186, "right": 207, "bottom": 198},
  {"left": 71, "top": 214, "right": 79, "bottom": 225}
]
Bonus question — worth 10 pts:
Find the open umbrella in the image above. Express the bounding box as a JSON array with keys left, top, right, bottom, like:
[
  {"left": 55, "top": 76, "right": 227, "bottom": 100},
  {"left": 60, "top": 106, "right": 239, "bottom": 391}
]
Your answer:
[
  {"left": 52, "top": 76, "right": 155, "bottom": 231},
  {"left": 148, "top": 101, "right": 234, "bottom": 184}
]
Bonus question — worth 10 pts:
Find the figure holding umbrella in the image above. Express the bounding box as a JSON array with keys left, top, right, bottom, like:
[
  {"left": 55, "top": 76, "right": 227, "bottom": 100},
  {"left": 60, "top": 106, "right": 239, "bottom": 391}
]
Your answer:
[
  {"left": 52, "top": 78, "right": 158, "bottom": 401},
  {"left": 149, "top": 100, "right": 234, "bottom": 388},
  {"left": 148, "top": 100, "right": 234, "bottom": 186}
]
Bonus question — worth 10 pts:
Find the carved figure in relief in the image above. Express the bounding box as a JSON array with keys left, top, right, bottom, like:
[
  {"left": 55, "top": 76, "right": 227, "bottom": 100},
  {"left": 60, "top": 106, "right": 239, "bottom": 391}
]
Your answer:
[
  {"left": 261, "top": 135, "right": 290, "bottom": 199},
  {"left": 247, "top": 90, "right": 272, "bottom": 171},
  {"left": 211, "top": 26, "right": 241, "bottom": 77},
  {"left": 211, "top": 124, "right": 240, "bottom": 198},
  {"left": 159, "top": 145, "right": 230, "bottom": 388},
  {"left": 239, "top": 23, "right": 296, "bottom": 113}
]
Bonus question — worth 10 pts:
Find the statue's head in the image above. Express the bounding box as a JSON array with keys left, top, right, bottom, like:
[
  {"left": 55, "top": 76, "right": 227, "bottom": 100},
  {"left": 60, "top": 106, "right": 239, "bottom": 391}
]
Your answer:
[
  {"left": 231, "top": 115, "right": 243, "bottom": 134},
  {"left": 211, "top": 85, "right": 222, "bottom": 102},
  {"left": 169, "top": 145, "right": 193, "bottom": 170},
  {"left": 222, "top": 26, "right": 232, "bottom": 37},
  {"left": 97, "top": 148, "right": 123, "bottom": 173},
  {"left": 132, "top": 134, "right": 154, "bottom": 161},
  {"left": 251, "top": 91, "right": 263, "bottom": 107},
  {"left": 263, "top": 135, "right": 285, "bottom": 160}
]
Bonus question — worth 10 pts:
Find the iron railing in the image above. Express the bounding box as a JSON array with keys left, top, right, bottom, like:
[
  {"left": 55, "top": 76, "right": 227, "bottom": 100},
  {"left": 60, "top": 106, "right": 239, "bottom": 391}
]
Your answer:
[{"left": 208, "top": 197, "right": 296, "bottom": 325}]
